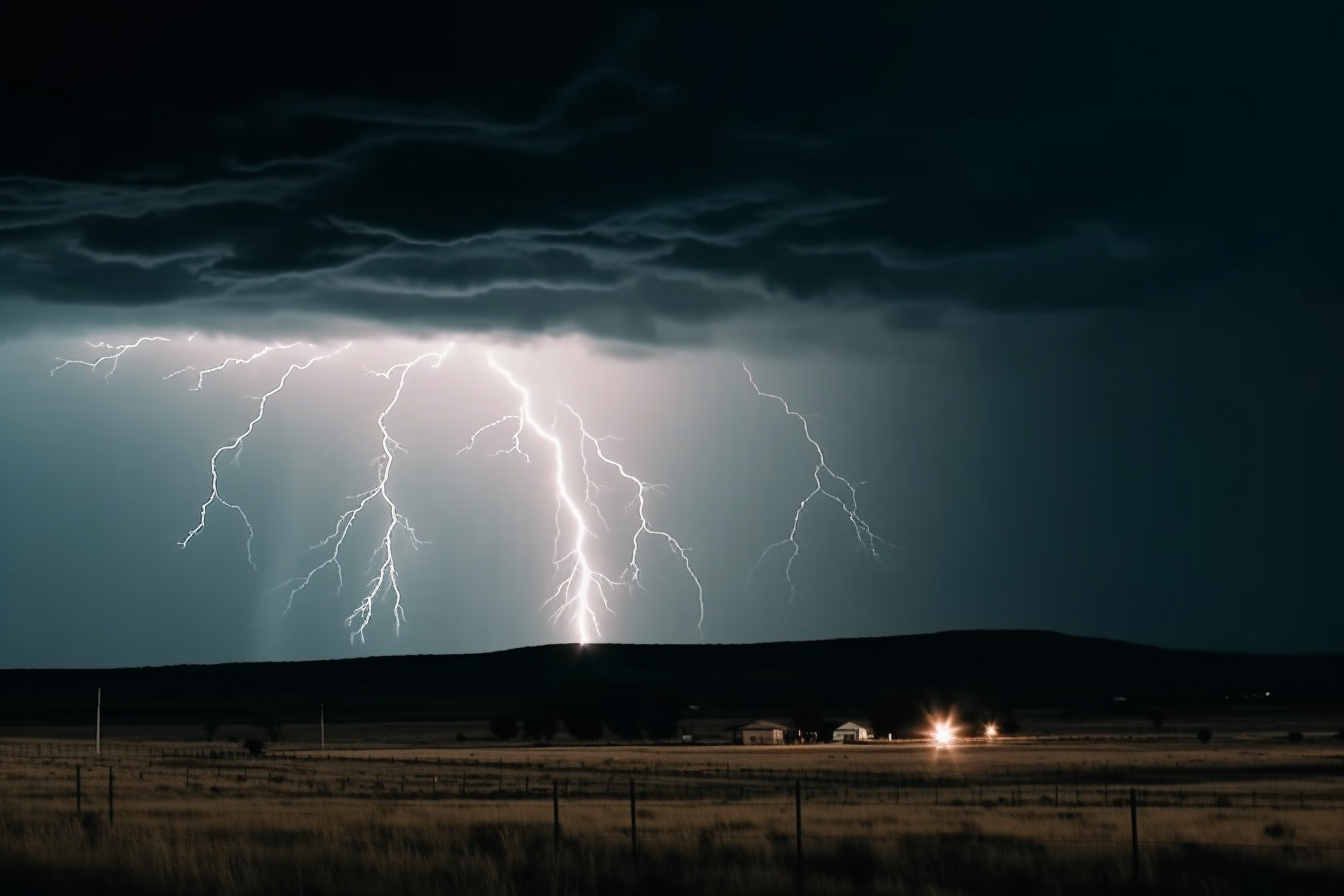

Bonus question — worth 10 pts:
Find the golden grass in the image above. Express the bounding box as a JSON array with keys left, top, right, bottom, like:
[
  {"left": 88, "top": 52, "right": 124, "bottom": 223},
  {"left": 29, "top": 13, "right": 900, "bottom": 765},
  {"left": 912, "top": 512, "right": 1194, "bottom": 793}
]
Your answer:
[{"left": 2, "top": 732, "right": 1342, "bottom": 895}]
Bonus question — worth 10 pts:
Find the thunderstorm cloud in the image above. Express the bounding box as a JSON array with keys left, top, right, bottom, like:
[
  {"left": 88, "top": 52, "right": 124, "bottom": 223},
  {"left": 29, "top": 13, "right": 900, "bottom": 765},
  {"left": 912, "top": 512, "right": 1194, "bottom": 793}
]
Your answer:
[{"left": 2, "top": 2, "right": 1339, "bottom": 342}]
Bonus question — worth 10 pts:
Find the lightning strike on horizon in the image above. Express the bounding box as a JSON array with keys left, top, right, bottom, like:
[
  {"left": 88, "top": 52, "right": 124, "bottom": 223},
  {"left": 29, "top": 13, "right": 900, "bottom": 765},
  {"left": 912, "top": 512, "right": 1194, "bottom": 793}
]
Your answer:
[
  {"left": 742, "top": 363, "right": 883, "bottom": 605},
  {"left": 279, "top": 346, "right": 453, "bottom": 642},
  {"left": 563, "top": 403, "right": 706, "bottom": 636},
  {"left": 50, "top": 336, "right": 171, "bottom": 378},
  {"left": 179, "top": 343, "right": 352, "bottom": 568},
  {"left": 164, "top": 342, "right": 306, "bottom": 390},
  {"left": 458, "top": 353, "right": 704, "bottom": 643},
  {"left": 53, "top": 336, "right": 874, "bottom": 645},
  {"left": 459, "top": 353, "right": 613, "bottom": 643}
]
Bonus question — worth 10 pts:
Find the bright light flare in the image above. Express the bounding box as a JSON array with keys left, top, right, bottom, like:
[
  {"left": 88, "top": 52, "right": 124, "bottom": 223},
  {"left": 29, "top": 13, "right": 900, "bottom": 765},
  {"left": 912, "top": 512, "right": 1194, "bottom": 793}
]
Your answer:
[
  {"left": 983, "top": 722, "right": 999, "bottom": 739},
  {"left": 931, "top": 718, "right": 957, "bottom": 748}
]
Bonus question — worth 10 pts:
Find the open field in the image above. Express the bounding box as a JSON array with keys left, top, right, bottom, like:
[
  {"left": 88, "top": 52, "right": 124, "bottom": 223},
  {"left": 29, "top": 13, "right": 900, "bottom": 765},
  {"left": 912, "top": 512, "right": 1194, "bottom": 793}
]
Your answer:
[{"left": 2, "top": 715, "right": 1342, "bottom": 895}]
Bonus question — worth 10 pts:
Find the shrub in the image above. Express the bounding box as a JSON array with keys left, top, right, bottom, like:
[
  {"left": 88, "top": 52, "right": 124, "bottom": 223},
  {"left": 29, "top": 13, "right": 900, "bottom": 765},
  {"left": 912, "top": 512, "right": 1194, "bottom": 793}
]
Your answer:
[
  {"left": 79, "top": 811, "right": 104, "bottom": 845},
  {"left": 243, "top": 738, "right": 265, "bottom": 757},
  {"left": 1286, "top": 731, "right": 1304, "bottom": 743},
  {"left": 1264, "top": 821, "right": 1296, "bottom": 844},
  {"left": 1196, "top": 728, "right": 1212, "bottom": 743}
]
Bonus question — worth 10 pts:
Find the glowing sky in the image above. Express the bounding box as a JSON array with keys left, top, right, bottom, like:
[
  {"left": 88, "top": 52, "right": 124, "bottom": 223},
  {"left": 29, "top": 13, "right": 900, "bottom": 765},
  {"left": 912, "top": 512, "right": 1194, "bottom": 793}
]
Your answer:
[{"left": 1, "top": 3, "right": 1340, "bottom": 666}]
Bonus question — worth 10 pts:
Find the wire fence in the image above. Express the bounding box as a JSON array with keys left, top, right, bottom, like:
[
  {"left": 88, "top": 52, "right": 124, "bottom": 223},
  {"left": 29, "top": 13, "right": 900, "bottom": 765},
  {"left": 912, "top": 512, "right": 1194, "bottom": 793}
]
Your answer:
[
  {"left": 3, "top": 736, "right": 1343, "bottom": 889},
  {"left": 3, "top": 738, "right": 1344, "bottom": 811}
]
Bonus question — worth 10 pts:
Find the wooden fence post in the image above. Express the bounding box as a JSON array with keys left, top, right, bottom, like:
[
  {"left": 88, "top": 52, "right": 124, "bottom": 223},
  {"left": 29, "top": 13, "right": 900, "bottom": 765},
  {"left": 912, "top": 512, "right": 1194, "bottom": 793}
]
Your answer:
[
  {"left": 108, "top": 768, "right": 115, "bottom": 826},
  {"left": 1130, "top": 787, "right": 1139, "bottom": 882},
  {"left": 630, "top": 779, "right": 638, "bottom": 861},
  {"left": 76, "top": 765, "right": 81, "bottom": 815},
  {"left": 795, "top": 780, "right": 803, "bottom": 890},
  {"left": 553, "top": 780, "right": 561, "bottom": 855}
]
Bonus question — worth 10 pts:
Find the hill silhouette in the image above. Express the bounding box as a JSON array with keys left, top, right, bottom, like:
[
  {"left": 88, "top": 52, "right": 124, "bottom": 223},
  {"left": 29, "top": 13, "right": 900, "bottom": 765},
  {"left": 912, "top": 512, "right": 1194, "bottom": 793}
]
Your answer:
[{"left": 0, "top": 630, "right": 1339, "bottom": 729}]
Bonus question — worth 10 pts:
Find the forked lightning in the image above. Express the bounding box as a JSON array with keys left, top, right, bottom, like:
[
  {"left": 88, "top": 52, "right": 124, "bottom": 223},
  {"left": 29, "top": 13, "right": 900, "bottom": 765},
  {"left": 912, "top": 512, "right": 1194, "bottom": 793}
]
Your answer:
[
  {"left": 51, "top": 337, "right": 884, "bottom": 642},
  {"left": 742, "top": 363, "right": 884, "bottom": 604},
  {"left": 279, "top": 346, "right": 453, "bottom": 641},
  {"left": 458, "top": 354, "right": 704, "bottom": 644}
]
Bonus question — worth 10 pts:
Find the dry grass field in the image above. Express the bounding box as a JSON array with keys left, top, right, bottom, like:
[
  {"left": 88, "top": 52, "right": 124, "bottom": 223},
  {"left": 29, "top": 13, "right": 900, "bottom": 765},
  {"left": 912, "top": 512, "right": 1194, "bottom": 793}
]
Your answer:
[{"left": 1, "top": 715, "right": 1341, "bottom": 895}]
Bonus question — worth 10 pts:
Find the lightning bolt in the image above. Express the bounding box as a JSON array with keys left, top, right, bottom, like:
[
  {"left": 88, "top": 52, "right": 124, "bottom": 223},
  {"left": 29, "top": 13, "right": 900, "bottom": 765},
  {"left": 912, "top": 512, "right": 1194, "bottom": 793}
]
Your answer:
[
  {"left": 279, "top": 346, "right": 454, "bottom": 642},
  {"left": 53, "top": 336, "right": 861, "bottom": 646},
  {"left": 459, "top": 353, "right": 704, "bottom": 643},
  {"left": 564, "top": 403, "right": 705, "bottom": 636},
  {"left": 459, "top": 353, "right": 613, "bottom": 643},
  {"left": 742, "top": 363, "right": 884, "bottom": 605},
  {"left": 179, "top": 343, "right": 351, "bottom": 568},
  {"left": 50, "top": 336, "right": 170, "bottom": 378},
  {"left": 164, "top": 342, "right": 306, "bottom": 390}
]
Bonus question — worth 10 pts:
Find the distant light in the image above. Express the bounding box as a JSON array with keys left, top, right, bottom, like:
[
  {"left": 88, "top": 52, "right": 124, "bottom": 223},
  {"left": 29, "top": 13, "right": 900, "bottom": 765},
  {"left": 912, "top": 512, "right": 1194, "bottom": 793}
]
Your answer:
[
  {"left": 932, "top": 719, "right": 957, "bottom": 747},
  {"left": 983, "top": 723, "right": 998, "bottom": 739}
]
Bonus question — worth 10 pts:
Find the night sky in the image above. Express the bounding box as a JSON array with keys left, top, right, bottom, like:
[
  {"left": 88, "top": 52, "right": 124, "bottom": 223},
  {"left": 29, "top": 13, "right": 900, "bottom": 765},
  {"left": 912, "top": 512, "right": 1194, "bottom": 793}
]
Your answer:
[{"left": 1, "top": 2, "right": 1340, "bottom": 668}]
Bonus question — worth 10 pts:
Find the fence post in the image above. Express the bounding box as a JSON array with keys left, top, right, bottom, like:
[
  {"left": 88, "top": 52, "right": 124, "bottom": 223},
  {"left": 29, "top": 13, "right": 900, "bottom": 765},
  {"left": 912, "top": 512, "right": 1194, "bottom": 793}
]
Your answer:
[
  {"left": 108, "top": 768, "right": 115, "bottom": 826},
  {"left": 795, "top": 780, "right": 803, "bottom": 890},
  {"left": 1129, "top": 787, "right": 1138, "bottom": 882},
  {"left": 553, "top": 780, "right": 561, "bottom": 855},
  {"left": 76, "top": 765, "right": 81, "bottom": 815},
  {"left": 630, "top": 778, "right": 638, "bottom": 861}
]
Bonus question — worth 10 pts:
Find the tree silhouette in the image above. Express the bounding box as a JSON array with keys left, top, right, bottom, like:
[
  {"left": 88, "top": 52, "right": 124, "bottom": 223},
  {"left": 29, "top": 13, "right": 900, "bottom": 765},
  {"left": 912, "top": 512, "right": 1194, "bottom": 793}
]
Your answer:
[
  {"left": 602, "top": 694, "right": 643, "bottom": 741},
  {"left": 520, "top": 700, "right": 557, "bottom": 743},
  {"left": 867, "top": 689, "right": 923, "bottom": 738},
  {"left": 489, "top": 714, "right": 518, "bottom": 740},
  {"left": 560, "top": 677, "right": 604, "bottom": 741},
  {"left": 638, "top": 691, "right": 683, "bottom": 741},
  {"left": 790, "top": 693, "right": 827, "bottom": 739},
  {"left": 561, "top": 700, "right": 603, "bottom": 741}
]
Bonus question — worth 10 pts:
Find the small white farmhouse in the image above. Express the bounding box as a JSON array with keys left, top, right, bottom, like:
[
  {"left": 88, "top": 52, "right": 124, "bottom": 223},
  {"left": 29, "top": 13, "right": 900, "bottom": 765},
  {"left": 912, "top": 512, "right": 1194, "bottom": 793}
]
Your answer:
[
  {"left": 832, "top": 721, "right": 872, "bottom": 742},
  {"left": 732, "top": 720, "right": 790, "bottom": 745}
]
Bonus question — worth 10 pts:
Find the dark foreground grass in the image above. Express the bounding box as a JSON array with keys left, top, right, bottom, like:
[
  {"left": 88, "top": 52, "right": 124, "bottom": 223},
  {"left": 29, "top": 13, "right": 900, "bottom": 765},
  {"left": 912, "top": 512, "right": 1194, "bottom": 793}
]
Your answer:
[{"left": 1, "top": 809, "right": 1340, "bottom": 896}]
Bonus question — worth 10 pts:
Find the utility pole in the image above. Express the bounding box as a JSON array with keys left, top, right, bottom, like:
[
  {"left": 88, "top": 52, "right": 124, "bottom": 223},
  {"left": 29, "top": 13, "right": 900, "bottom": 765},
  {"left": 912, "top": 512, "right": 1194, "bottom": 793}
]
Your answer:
[
  {"left": 320, "top": 704, "right": 325, "bottom": 752},
  {"left": 95, "top": 688, "right": 101, "bottom": 759}
]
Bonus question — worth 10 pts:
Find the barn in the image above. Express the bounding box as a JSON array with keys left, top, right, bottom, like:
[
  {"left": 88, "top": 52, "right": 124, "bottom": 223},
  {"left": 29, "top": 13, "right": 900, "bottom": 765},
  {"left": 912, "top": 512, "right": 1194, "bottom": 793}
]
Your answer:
[
  {"left": 732, "top": 720, "right": 790, "bottom": 745},
  {"left": 832, "top": 721, "right": 872, "bottom": 742}
]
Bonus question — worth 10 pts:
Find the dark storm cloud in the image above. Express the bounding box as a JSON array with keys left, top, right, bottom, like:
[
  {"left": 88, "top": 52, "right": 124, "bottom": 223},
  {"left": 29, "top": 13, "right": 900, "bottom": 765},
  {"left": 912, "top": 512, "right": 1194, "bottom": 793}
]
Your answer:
[{"left": 1, "top": 2, "right": 1339, "bottom": 338}]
